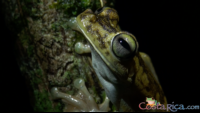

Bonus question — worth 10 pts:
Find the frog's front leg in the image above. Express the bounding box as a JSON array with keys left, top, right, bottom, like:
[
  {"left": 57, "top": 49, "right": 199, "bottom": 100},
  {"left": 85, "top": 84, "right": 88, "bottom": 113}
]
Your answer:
[
  {"left": 68, "top": 17, "right": 91, "bottom": 54},
  {"left": 139, "top": 52, "right": 160, "bottom": 83},
  {"left": 51, "top": 78, "right": 110, "bottom": 112}
]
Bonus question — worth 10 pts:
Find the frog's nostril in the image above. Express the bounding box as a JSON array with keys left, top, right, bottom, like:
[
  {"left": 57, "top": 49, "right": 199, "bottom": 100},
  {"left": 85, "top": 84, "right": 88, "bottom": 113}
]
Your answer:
[{"left": 90, "top": 15, "right": 97, "bottom": 22}]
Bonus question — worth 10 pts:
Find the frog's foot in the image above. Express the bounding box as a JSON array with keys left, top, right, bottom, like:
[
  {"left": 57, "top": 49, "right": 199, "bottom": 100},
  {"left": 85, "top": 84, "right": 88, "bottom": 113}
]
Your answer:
[
  {"left": 75, "top": 42, "right": 91, "bottom": 54},
  {"left": 51, "top": 78, "right": 110, "bottom": 112}
]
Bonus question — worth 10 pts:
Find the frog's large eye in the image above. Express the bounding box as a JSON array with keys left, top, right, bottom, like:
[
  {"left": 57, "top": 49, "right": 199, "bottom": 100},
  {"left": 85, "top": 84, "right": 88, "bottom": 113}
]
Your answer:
[{"left": 112, "top": 33, "right": 138, "bottom": 59}]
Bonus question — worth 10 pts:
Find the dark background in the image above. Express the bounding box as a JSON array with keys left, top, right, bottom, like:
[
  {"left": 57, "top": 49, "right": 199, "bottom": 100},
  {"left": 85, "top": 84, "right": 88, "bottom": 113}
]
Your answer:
[
  {"left": 115, "top": 0, "right": 199, "bottom": 108},
  {"left": 1, "top": 1, "right": 199, "bottom": 112}
]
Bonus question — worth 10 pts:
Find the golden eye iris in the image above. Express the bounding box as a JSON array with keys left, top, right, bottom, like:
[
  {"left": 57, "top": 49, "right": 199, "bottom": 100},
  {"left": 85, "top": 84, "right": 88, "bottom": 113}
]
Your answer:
[{"left": 112, "top": 33, "right": 138, "bottom": 60}]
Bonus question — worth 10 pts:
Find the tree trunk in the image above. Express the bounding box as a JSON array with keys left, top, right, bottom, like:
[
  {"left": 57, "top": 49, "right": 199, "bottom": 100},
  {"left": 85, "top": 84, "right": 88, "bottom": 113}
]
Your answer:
[{"left": 1, "top": 0, "right": 115, "bottom": 112}]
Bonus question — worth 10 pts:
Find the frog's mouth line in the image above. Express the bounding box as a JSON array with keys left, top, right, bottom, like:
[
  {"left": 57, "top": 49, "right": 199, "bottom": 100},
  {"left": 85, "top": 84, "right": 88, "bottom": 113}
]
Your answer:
[
  {"left": 89, "top": 43, "right": 132, "bottom": 86},
  {"left": 89, "top": 44, "right": 120, "bottom": 83}
]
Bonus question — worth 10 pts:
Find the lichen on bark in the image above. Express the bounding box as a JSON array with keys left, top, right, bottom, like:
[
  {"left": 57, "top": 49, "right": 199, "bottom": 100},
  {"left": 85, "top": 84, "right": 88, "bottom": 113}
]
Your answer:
[{"left": 1, "top": 0, "right": 115, "bottom": 112}]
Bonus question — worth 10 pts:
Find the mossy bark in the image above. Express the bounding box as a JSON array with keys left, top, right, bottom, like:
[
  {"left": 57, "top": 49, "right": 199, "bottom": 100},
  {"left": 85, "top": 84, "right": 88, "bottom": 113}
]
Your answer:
[{"left": 1, "top": 0, "right": 115, "bottom": 112}]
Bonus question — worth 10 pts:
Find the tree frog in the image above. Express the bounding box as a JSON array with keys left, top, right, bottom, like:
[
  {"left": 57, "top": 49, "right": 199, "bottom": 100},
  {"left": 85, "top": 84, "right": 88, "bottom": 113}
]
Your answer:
[{"left": 67, "top": 2, "right": 167, "bottom": 112}]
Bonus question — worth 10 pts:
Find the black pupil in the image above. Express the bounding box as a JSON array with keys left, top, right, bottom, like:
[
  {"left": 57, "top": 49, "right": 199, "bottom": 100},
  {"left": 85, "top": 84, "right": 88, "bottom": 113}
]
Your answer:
[{"left": 118, "top": 38, "right": 131, "bottom": 51}]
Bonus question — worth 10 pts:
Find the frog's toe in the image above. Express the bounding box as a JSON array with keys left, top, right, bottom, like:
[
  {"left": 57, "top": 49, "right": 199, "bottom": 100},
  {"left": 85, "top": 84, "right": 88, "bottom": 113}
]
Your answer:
[
  {"left": 67, "top": 17, "right": 80, "bottom": 32},
  {"left": 61, "top": 99, "right": 87, "bottom": 112},
  {"left": 75, "top": 42, "right": 91, "bottom": 54},
  {"left": 51, "top": 87, "right": 87, "bottom": 111},
  {"left": 73, "top": 78, "right": 100, "bottom": 111},
  {"left": 99, "top": 96, "right": 110, "bottom": 111},
  {"left": 51, "top": 78, "right": 109, "bottom": 112}
]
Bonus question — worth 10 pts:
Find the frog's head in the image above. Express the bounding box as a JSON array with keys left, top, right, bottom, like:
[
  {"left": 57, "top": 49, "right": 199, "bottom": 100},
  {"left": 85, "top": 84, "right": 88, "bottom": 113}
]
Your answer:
[{"left": 76, "top": 7, "right": 139, "bottom": 83}]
